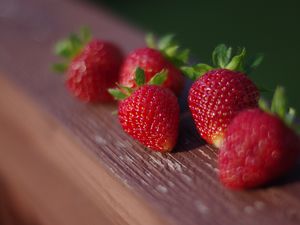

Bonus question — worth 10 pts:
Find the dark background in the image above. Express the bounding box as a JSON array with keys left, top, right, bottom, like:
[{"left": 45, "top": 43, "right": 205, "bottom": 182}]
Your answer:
[{"left": 95, "top": 0, "right": 299, "bottom": 111}]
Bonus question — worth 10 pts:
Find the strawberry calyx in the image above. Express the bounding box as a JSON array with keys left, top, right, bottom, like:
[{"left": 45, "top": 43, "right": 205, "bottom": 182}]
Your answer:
[
  {"left": 181, "top": 44, "right": 264, "bottom": 81},
  {"left": 259, "top": 86, "right": 299, "bottom": 133},
  {"left": 145, "top": 33, "right": 190, "bottom": 68},
  {"left": 108, "top": 67, "right": 168, "bottom": 100},
  {"left": 52, "top": 27, "right": 92, "bottom": 73}
]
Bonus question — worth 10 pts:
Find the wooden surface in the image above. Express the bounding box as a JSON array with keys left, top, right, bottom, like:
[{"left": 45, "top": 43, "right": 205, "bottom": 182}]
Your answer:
[
  {"left": 0, "top": 0, "right": 300, "bottom": 224},
  {"left": 0, "top": 76, "right": 167, "bottom": 225}
]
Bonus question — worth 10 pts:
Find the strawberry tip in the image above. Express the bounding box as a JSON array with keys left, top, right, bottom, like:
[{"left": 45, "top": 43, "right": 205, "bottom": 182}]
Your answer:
[{"left": 213, "top": 135, "right": 224, "bottom": 148}]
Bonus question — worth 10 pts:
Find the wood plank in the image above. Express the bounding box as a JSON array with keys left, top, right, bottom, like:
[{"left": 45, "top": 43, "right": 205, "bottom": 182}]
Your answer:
[
  {"left": 0, "top": 76, "right": 168, "bottom": 225},
  {"left": 0, "top": 0, "right": 300, "bottom": 224}
]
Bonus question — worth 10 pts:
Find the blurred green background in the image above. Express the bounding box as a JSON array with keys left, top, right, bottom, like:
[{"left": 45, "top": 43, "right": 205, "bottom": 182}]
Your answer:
[{"left": 97, "top": 0, "right": 299, "bottom": 111}]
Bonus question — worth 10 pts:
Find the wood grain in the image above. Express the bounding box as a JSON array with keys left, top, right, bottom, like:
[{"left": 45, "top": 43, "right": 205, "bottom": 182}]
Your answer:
[
  {"left": 0, "top": 76, "right": 169, "bottom": 225},
  {"left": 0, "top": 0, "right": 300, "bottom": 224}
]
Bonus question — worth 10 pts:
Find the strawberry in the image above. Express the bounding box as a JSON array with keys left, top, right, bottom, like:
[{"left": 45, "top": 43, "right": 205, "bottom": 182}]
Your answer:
[
  {"left": 109, "top": 68, "right": 179, "bottom": 152},
  {"left": 182, "top": 44, "right": 263, "bottom": 147},
  {"left": 53, "top": 28, "right": 123, "bottom": 102},
  {"left": 119, "top": 34, "right": 189, "bottom": 96},
  {"left": 219, "top": 86, "right": 300, "bottom": 189}
]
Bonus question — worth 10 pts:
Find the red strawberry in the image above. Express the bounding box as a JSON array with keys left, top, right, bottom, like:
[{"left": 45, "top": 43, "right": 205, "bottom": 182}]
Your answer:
[
  {"left": 219, "top": 87, "right": 300, "bottom": 189},
  {"left": 53, "top": 28, "right": 123, "bottom": 102},
  {"left": 109, "top": 68, "right": 179, "bottom": 152},
  {"left": 182, "top": 44, "right": 263, "bottom": 147},
  {"left": 119, "top": 34, "right": 189, "bottom": 96}
]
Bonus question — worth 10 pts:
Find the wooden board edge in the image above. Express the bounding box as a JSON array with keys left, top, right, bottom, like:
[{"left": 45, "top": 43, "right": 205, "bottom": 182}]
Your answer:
[{"left": 0, "top": 74, "right": 171, "bottom": 225}]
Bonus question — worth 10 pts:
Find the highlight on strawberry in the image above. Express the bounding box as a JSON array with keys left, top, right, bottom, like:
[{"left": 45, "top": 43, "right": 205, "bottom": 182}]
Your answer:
[
  {"left": 182, "top": 44, "right": 264, "bottom": 147},
  {"left": 119, "top": 34, "right": 190, "bottom": 96},
  {"left": 109, "top": 68, "right": 179, "bottom": 152},
  {"left": 53, "top": 27, "right": 123, "bottom": 103},
  {"left": 219, "top": 86, "right": 300, "bottom": 189}
]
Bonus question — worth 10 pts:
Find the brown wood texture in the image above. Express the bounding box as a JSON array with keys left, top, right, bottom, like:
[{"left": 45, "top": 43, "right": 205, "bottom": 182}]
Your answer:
[
  {"left": 0, "top": 0, "right": 300, "bottom": 224},
  {"left": 0, "top": 76, "right": 167, "bottom": 225}
]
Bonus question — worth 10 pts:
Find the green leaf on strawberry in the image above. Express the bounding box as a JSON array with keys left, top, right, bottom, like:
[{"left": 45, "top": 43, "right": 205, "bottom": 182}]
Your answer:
[
  {"left": 244, "top": 53, "right": 264, "bottom": 74},
  {"left": 53, "top": 27, "right": 92, "bottom": 73},
  {"left": 157, "top": 34, "right": 176, "bottom": 50},
  {"left": 80, "top": 26, "right": 92, "bottom": 43},
  {"left": 260, "top": 86, "right": 299, "bottom": 133},
  {"left": 182, "top": 44, "right": 264, "bottom": 81},
  {"left": 212, "top": 44, "right": 232, "bottom": 68},
  {"left": 52, "top": 63, "right": 68, "bottom": 73},
  {"left": 145, "top": 33, "right": 156, "bottom": 49},
  {"left": 148, "top": 69, "right": 168, "bottom": 85},
  {"left": 135, "top": 67, "right": 146, "bottom": 86},
  {"left": 145, "top": 33, "right": 190, "bottom": 67},
  {"left": 286, "top": 108, "right": 296, "bottom": 126},
  {"left": 108, "top": 89, "right": 128, "bottom": 100},
  {"left": 181, "top": 64, "right": 213, "bottom": 80},
  {"left": 225, "top": 48, "right": 246, "bottom": 71},
  {"left": 117, "top": 84, "right": 134, "bottom": 96},
  {"left": 109, "top": 67, "right": 169, "bottom": 100},
  {"left": 271, "top": 86, "right": 287, "bottom": 119},
  {"left": 258, "top": 98, "right": 270, "bottom": 113}
]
